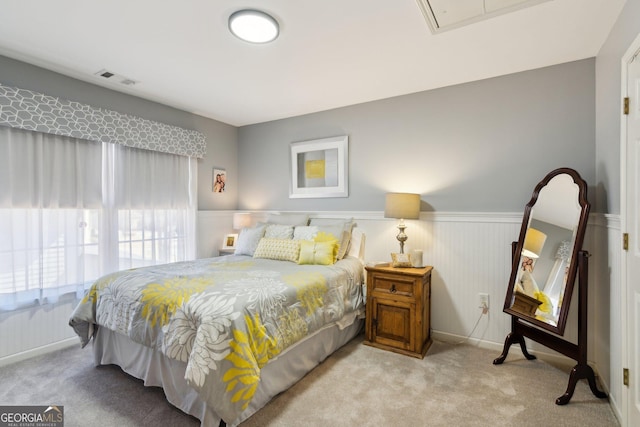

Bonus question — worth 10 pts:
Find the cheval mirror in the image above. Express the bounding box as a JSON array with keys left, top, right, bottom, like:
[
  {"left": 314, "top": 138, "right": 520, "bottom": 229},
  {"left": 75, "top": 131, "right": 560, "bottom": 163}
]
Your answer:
[{"left": 493, "top": 167, "right": 607, "bottom": 405}]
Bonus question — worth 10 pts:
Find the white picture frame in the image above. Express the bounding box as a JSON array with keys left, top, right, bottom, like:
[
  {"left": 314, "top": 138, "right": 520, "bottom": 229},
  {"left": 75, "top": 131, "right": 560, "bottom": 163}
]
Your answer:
[
  {"left": 289, "top": 135, "right": 349, "bottom": 198},
  {"left": 222, "top": 233, "right": 238, "bottom": 249}
]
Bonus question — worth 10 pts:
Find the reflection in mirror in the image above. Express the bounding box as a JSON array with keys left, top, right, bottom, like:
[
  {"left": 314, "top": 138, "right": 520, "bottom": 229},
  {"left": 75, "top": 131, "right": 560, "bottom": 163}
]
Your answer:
[
  {"left": 503, "top": 168, "right": 589, "bottom": 335},
  {"left": 512, "top": 221, "right": 574, "bottom": 326}
]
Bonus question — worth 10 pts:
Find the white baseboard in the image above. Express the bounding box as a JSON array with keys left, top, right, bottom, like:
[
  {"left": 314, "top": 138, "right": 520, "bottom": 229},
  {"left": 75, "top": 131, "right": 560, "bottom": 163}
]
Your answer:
[
  {"left": 432, "top": 330, "right": 505, "bottom": 352},
  {"left": 432, "top": 330, "right": 576, "bottom": 369},
  {"left": 0, "top": 337, "right": 79, "bottom": 368}
]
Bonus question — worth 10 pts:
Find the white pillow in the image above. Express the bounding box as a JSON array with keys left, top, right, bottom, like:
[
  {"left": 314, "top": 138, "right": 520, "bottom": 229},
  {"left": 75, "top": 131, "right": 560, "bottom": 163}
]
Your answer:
[
  {"left": 347, "top": 228, "right": 365, "bottom": 260},
  {"left": 293, "top": 225, "right": 319, "bottom": 240},
  {"left": 264, "top": 224, "right": 294, "bottom": 239},
  {"left": 234, "top": 225, "right": 266, "bottom": 256}
]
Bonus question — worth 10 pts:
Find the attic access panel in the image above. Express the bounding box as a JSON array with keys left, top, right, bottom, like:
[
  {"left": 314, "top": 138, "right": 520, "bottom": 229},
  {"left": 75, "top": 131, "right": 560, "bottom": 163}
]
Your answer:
[{"left": 416, "top": 0, "right": 551, "bottom": 33}]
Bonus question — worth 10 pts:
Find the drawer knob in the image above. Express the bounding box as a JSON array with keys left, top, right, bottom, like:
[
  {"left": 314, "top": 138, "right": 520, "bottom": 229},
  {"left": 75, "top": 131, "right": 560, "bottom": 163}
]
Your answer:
[{"left": 390, "top": 284, "right": 397, "bottom": 293}]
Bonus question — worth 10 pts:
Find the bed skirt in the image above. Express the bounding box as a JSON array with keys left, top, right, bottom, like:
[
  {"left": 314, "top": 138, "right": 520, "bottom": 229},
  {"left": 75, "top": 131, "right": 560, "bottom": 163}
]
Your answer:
[{"left": 93, "top": 312, "right": 364, "bottom": 427}]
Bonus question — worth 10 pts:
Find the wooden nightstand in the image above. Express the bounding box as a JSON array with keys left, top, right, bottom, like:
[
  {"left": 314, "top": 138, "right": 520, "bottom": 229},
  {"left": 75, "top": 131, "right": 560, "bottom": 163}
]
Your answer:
[{"left": 364, "top": 264, "right": 432, "bottom": 358}]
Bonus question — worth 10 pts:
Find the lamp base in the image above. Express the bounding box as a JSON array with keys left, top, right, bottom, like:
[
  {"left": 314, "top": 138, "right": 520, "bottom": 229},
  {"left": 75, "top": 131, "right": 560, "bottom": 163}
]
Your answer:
[{"left": 396, "top": 223, "right": 408, "bottom": 254}]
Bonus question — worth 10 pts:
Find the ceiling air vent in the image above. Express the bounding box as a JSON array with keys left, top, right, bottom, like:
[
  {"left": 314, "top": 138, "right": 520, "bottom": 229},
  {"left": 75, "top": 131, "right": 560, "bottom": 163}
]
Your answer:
[
  {"left": 416, "top": 0, "right": 551, "bottom": 33},
  {"left": 94, "top": 69, "right": 138, "bottom": 86}
]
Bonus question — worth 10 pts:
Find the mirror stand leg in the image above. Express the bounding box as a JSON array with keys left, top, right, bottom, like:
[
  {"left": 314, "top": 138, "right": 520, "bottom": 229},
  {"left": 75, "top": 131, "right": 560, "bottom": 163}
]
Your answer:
[
  {"left": 517, "top": 335, "right": 536, "bottom": 360},
  {"left": 556, "top": 363, "right": 607, "bottom": 405},
  {"left": 493, "top": 331, "right": 536, "bottom": 364},
  {"left": 493, "top": 333, "right": 514, "bottom": 365}
]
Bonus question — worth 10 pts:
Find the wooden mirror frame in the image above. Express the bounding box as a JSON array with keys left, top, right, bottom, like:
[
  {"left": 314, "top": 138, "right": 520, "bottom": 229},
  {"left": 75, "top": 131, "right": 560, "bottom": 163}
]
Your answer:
[{"left": 502, "top": 167, "right": 590, "bottom": 335}]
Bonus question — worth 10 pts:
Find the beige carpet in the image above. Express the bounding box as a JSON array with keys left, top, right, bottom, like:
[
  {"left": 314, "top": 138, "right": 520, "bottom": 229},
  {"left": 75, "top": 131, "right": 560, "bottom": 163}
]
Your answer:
[{"left": 0, "top": 334, "right": 618, "bottom": 426}]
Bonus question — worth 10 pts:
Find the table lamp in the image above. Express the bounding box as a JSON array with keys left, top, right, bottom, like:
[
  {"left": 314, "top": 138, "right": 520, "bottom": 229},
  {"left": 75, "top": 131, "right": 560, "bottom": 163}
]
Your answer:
[
  {"left": 522, "top": 227, "right": 547, "bottom": 259},
  {"left": 233, "top": 212, "right": 252, "bottom": 230},
  {"left": 384, "top": 192, "right": 420, "bottom": 254}
]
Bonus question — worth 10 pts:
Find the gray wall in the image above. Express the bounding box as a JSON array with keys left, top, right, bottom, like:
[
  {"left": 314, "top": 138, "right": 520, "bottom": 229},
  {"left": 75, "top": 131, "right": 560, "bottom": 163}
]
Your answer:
[
  {"left": 0, "top": 55, "right": 237, "bottom": 210},
  {"left": 595, "top": 0, "right": 640, "bottom": 215},
  {"left": 0, "top": 54, "right": 601, "bottom": 214},
  {"left": 238, "top": 59, "right": 596, "bottom": 213}
]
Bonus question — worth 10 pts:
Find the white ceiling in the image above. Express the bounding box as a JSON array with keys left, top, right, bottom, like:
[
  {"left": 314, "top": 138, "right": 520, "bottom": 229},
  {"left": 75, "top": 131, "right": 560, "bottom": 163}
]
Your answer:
[{"left": 0, "top": 0, "right": 626, "bottom": 126}]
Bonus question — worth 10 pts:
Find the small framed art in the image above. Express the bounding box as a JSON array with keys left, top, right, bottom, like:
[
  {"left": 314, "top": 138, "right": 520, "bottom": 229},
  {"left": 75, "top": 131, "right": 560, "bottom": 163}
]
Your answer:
[
  {"left": 213, "top": 168, "right": 226, "bottom": 193},
  {"left": 222, "top": 233, "right": 238, "bottom": 249}
]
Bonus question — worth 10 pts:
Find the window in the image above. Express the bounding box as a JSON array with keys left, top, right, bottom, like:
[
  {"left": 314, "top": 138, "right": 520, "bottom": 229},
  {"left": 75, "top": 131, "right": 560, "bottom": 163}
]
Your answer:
[
  {"left": 0, "top": 127, "right": 196, "bottom": 311},
  {"left": 117, "top": 208, "right": 191, "bottom": 269}
]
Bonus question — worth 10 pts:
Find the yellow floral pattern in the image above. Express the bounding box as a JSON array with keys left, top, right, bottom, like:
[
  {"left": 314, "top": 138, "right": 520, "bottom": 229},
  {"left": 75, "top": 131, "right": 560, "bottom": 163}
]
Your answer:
[
  {"left": 284, "top": 271, "right": 328, "bottom": 316},
  {"left": 140, "top": 277, "right": 211, "bottom": 327},
  {"left": 276, "top": 309, "right": 308, "bottom": 348},
  {"left": 223, "top": 313, "right": 281, "bottom": 410}
]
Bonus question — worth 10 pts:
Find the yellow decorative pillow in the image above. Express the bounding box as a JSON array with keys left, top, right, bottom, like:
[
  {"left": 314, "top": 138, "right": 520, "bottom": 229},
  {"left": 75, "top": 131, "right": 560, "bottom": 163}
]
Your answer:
[
  {"left": 312, "top": 232, "right": 340, "bottom": 263},
  {"left": 534, "top": 291, "right": 553, "bottom": 314},
  {"left": 308, "top": 219, "right": 354, "bottom": 261},
  {"left": 298, "top": 240, "right": 337, "bottom": 265},
  {"left": 253, "top": 238, "right": 300, "bottom": 262}
]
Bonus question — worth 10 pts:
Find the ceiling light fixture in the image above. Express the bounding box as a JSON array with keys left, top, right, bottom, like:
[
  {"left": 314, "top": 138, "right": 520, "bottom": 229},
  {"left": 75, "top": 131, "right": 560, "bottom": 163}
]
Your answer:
[{"left": 229, "top": 9, "right": 279, "bottom": 44}]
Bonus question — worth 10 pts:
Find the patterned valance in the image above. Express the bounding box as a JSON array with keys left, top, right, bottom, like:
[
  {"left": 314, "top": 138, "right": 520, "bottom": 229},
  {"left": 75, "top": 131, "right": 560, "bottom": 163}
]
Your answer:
[{"left": 0, "top": 84, "right": 206, "bottom": 158}]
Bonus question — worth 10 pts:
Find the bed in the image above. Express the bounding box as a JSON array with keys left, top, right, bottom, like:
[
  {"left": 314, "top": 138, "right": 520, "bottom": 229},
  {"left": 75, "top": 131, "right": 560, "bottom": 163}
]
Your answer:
[{"left": 69, "top": 219, "right": 365, "bottom": 427}]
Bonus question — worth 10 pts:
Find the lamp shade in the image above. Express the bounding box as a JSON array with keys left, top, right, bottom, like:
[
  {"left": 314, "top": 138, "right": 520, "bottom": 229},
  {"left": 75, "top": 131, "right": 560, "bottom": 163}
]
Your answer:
[
  {"left": 522, "top": 227, "right": 547, "bottom": 259},
  {"left": 384, "top": 193, "right": 420, "bottom": 220},
  {"left": 233, "top": 213, "right": 252, "bottom": 230}
]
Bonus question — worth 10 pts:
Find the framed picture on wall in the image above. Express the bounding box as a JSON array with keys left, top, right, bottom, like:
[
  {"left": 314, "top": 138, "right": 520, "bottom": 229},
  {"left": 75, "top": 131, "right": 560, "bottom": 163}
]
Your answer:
[
  {"left": 213, "top": 168, "right": 226, "bottom": 193},
  {"left": 289, "top": 135, "right": 349, "bottom": 198},
  {"left": 222, "top": 233, "right": 238, "bottom": 249}
]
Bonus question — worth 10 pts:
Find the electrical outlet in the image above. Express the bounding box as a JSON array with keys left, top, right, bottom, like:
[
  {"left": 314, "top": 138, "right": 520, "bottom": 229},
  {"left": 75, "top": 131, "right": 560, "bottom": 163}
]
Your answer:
[{"left": 478, "top": 293, "right": 489, "bottom": 313}]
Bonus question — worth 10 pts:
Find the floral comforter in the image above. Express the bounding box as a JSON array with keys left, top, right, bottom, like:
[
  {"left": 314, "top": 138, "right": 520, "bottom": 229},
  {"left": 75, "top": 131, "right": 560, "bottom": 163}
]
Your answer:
[{"left": 69, "top": 255, "right": 364, "bottom": 423}]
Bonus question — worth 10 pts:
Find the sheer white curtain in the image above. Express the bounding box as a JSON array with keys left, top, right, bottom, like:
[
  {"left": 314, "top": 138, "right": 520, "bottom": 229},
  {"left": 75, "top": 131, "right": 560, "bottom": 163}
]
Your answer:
[
  {"left": 106, "top": 143, "right": 196, "bottom": 271},
  {"left": 0, "top": 127, "right": 102, "bottom": 309},
  {"left": 0, "top": 127, "right": 197, "bottom": 311}
]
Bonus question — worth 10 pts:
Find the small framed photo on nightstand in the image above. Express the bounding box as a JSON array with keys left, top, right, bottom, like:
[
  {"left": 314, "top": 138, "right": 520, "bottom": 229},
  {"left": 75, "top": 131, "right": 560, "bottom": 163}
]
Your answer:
[{"left": 223, "top": 233, "right": 238, "bottom": 249}]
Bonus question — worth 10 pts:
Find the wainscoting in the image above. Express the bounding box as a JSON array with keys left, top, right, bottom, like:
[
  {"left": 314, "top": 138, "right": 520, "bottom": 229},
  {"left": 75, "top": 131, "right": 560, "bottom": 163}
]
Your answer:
[
  {"left": 0, "top": 298, "right": 80, "bottom": 364},
  {"left": 197, "top": 210, "right": 620, "bottom": 379},
  {"left": 1, "top": 210, "right": 622, "bottom": 415}
]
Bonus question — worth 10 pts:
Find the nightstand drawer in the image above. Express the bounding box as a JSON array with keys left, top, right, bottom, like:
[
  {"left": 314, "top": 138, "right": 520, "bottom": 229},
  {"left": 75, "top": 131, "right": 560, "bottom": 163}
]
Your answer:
[{"left": 370, "top": 275, "right": 415, "bottom": 298}]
